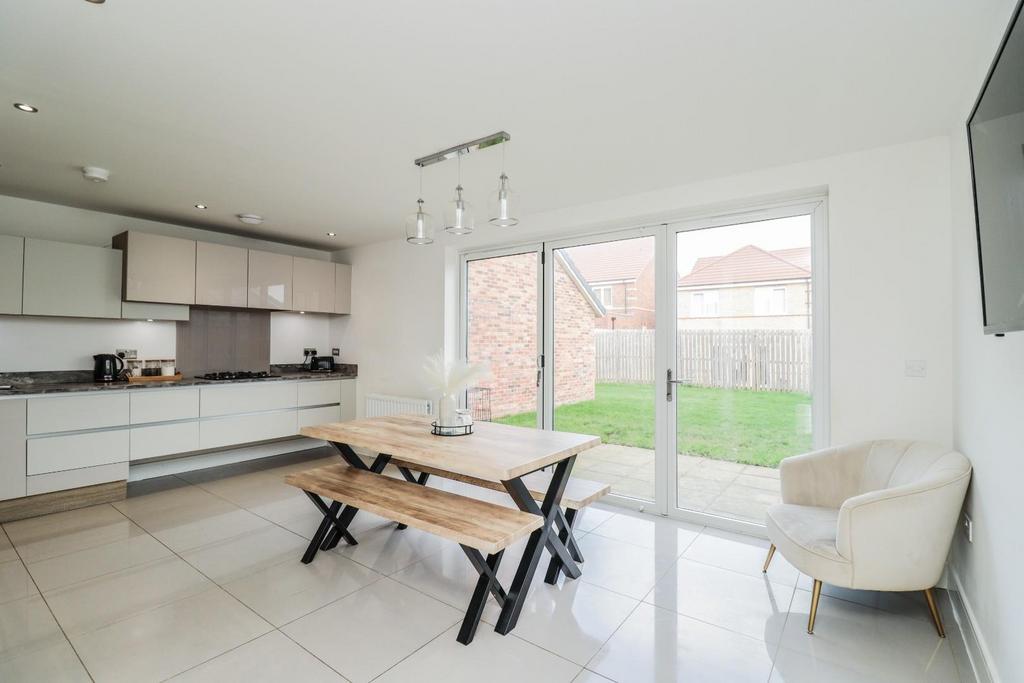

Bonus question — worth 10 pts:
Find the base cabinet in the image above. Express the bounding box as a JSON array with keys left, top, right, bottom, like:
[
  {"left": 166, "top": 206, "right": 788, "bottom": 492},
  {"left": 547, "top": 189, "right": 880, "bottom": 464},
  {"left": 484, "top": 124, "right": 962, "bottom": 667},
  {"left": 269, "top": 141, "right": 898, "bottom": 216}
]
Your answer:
[
  {"left": 0, "top": 401, "right": 26, "bottom": 502},
  {"left": 200, "top": 410, "right": 298, "bottom": 450}
]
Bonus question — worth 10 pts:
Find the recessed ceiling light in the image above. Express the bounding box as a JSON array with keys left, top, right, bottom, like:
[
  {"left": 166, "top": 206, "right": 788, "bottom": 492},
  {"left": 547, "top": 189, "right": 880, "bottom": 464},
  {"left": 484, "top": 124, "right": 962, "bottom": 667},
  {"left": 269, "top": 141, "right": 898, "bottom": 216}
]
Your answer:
[
  {"left": 237, "top": 213, "right": 263, "bottom": 225},
  {"left": 299, "top": 311, "right": 305, "bottom": 315},
  {"left": 13, "top": 103, "right": 38, "bottom": 113},
  {"left": 326, "top": 232, "right": 336, "bottom": 237},
  {"left": 194, "top": 203, "right": 207, "bottom": 210}
]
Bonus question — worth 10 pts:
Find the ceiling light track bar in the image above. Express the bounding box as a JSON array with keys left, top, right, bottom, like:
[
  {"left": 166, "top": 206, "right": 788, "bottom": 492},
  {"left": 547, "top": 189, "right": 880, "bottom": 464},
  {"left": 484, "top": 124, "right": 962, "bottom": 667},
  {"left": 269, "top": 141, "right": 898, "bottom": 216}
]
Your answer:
[{"left": 414, "top": 131, "right": 510, "bottom": 167}]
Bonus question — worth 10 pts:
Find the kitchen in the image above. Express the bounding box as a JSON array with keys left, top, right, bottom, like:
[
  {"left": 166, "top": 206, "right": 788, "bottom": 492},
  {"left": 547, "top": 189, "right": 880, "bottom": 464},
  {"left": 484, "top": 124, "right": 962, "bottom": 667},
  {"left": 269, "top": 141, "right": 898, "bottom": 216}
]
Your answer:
[{"left": 0, "top": 217, "right": 358, "bottom": 517}]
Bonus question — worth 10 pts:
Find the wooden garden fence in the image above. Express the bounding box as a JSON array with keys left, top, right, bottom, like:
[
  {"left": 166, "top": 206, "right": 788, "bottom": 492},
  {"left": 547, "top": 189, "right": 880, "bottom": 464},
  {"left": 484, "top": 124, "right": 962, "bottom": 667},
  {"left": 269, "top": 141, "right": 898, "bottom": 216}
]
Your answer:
[{"left": 595, "top": 328, "right": 812, "bottom": 392}]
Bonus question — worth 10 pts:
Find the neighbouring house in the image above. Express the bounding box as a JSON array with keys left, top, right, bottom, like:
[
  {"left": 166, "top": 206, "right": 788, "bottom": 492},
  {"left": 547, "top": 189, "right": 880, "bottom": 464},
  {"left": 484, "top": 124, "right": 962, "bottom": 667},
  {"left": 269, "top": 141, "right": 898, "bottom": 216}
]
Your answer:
[
  {"left": 466, "top": 252, "right": 603, "bottom": 418},
  {"left": 566, "top": 239, "right": 656, "bottom": 330},
  {"left": 677, "top": 245, "right": 811, "bottom": 330}
]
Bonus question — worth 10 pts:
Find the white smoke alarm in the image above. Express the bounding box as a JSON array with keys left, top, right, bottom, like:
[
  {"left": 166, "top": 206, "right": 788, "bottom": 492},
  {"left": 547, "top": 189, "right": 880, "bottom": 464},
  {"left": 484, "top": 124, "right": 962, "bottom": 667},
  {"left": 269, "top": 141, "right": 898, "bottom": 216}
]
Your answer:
[{"left": 82, "top": 166, "right": 110, "bottom": 183}]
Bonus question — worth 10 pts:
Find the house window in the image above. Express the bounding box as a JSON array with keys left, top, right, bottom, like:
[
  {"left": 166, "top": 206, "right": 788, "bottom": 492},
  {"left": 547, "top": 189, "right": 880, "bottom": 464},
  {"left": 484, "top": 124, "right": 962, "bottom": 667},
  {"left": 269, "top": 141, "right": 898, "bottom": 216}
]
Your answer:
[
  {"left": 755, "top": 286, "right": 787, "bottom": 315},
  {"left": 690, "top": 290, "right": 719, "bottom": 316},
  {"left": 593, "top": 286, "right": 614, "bottom": 307}
]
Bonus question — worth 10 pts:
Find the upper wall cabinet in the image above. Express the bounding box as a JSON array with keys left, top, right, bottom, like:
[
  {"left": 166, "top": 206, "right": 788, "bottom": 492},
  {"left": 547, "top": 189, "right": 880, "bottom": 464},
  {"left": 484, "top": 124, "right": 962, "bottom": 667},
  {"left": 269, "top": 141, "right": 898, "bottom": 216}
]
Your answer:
[
  {"left": 334, "top": 264, "right": 352, "bottom": 314},
  {"left": 23, "top": 238, "right": 122, "bottom": 319},
  {"left": 293, "top": 257, "right": 335, "bottom": 313},
  {"left": 196, "top": 242, "right": 248, "bottom": 307},
  {"left": 0, "top": 235, "right": 24, "bottom": 315},
  {"left": 112, "top": 231, "right": 196, "bottom": 305},
  {"left": 247, "top": 249, "right": 292, "bottom": 310}
]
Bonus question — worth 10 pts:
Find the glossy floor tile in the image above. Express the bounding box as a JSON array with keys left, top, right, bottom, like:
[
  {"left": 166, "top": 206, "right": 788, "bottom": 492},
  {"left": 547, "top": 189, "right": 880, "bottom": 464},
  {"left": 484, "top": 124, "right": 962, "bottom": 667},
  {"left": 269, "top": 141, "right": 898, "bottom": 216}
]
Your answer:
[
  {"left": 282, "top": 578, "right": 461, "bottom": 683},
  {"left": 0, "top": 454, "right": 967, "bottom": 682}
]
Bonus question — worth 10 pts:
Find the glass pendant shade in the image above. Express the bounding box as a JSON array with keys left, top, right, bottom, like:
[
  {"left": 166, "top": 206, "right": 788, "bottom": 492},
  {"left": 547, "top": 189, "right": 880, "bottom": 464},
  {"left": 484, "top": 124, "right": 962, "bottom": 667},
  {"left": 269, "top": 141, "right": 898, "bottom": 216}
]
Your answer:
[
  {"left": 405, "top": 199, "right": 434, "bottom": 245},
  {"left": 444, "top": 185, "right": 475, "bottom": 235},
  {"left": 488, "top": 173, "right": 518, "bottom": 227}
]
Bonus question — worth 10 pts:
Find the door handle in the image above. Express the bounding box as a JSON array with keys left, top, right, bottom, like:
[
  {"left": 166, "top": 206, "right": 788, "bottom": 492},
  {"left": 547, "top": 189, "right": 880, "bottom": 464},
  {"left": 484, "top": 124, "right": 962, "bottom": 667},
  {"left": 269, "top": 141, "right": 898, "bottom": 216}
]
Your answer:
[{"left": 666, "top": 369, "right": 687, "bottom": 401}]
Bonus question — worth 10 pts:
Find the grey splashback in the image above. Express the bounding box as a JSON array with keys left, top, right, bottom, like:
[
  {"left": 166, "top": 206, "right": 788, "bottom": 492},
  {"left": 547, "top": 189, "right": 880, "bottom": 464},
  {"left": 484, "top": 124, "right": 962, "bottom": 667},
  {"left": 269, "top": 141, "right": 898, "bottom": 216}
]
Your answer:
[{"left": 176, "top": 308, "right": 271, "bottom": 376}]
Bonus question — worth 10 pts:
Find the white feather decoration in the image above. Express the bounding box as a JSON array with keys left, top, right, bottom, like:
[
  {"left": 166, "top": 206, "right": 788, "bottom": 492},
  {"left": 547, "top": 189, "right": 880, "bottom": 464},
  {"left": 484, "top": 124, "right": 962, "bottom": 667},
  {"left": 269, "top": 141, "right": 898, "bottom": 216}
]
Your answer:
[{"left": 422, "top": 352, "right": 490, "bottom": 396}]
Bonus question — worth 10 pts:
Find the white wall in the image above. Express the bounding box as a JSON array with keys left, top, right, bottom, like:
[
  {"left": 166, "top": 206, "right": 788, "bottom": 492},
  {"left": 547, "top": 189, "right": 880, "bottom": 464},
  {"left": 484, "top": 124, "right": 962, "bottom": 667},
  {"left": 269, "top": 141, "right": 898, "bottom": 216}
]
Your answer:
[
  {"left": 329, "top": 239, "right": 447, "bottom": 416},
  {"left": 336, "top": 136, "right": 955, "bottom": 446},
  {"left": 0, "top": 194, "right": 336, "bottom": 372},
  {"left": 946, "top": 8, "right": 1024, "bottom": 680},
  {"left": 0, "top": 316, "right": 176, "bottom": 372},
  {"left": 269, "top": 312, "right": 332, "bottom": 365}
]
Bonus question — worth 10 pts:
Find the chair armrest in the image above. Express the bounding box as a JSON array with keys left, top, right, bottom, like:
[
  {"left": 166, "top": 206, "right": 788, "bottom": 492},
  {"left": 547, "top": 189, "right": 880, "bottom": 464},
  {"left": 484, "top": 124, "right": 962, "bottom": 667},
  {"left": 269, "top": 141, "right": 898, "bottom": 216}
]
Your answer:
[
  {"left": 835, "top": 471, "right": 971, "bottom": 590},
  {"left": 779, "top": 443, "right": 872, "bottom": 508}
]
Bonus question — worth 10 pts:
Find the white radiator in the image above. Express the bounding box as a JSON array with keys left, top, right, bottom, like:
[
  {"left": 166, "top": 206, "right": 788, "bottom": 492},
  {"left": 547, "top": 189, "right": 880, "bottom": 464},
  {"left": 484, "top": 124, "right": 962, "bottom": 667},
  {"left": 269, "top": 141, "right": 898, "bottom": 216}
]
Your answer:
[{"left": 364, "top": 393, "right": 433, "bottom": 418}]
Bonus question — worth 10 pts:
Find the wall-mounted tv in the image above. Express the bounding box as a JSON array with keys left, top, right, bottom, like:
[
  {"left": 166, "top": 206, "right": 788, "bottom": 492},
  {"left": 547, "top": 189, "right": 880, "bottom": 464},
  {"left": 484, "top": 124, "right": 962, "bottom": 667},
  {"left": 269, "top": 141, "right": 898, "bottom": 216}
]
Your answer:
[{"left": 968, "top": 0, "right": 1024, "bottom": 335}]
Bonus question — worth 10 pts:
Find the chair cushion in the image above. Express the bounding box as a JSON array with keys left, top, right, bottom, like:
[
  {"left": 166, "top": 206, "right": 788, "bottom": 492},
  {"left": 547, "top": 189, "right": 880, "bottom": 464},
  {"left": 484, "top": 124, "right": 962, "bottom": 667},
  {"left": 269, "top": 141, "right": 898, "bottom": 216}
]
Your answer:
[{"left": 765, "top": 503, "right": 852, "bottom": 586}]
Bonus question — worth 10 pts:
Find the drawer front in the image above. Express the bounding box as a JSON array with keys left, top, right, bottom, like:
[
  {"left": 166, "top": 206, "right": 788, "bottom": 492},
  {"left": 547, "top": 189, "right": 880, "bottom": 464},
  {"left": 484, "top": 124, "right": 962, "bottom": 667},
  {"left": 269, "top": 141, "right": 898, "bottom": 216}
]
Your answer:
[
  {"left": 297, "top": 380, "right": 342, "bottom": 407},
  {"left": 27, "top": 429, "right": 129, "bottom": 475},
  {"left": 27, "top": 462, "right": 129, "bottom": 496},
  {"left": 0, "top": 400, "right": 27, "bottom": 502},
  {"left": 130, "top": 389, "right": 200, "bottom": 424},
  {"left": 199, "top": 410, "right": 298, "bottom": 450},
  {"left": 130, "top": 422, "right": 200, "bottom": 461},
  {"left": 28, "top": 394, "right": 130, "bottom": 435},
  {"left": 200, "top": 382, "right": 297, "bottom": 417},
  {"left": 297, "top": 405, "right": 342, "bottom": 429},
  {"left": 339, "top": 379, "right": 356, "bottom": 421}
]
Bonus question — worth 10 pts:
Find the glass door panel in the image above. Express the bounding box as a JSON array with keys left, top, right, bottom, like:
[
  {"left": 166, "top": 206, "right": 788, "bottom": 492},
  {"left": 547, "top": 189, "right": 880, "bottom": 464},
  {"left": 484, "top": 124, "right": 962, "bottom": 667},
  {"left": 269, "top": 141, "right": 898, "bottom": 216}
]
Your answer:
[
  {"left": 466, "top": 251, "right": 542, "bottom": 426},
  {"left": 672, "top": 216, "right": 813, "bottom": 524},
  {"left": 549, "top": 236, "right": 658, "bottom": 503}
]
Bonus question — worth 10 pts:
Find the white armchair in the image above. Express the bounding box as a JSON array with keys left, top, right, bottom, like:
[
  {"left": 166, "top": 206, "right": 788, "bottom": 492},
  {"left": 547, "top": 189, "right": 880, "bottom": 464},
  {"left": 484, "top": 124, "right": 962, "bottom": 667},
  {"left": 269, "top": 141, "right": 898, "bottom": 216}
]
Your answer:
[{"left": 762, "top": 440, "right": 971, "bottom": 636}]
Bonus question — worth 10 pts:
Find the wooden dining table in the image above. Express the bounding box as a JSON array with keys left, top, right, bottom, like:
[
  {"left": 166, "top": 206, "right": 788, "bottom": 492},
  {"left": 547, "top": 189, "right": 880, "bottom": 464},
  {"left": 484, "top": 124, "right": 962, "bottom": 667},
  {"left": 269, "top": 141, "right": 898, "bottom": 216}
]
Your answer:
[{"left": 299, "top": 414, "right": 600, "bottom": 635}]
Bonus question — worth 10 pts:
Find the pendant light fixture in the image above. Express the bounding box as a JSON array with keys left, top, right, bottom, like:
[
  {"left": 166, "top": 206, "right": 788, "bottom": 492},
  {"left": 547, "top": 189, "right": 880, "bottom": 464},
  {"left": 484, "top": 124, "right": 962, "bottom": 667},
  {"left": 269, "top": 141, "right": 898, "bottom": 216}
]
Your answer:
[
  {"left": 444, "top": 153, "right": 475, "bottom": 235},
  {"left": 488, "top": 142, "right": 518, "bottom": 227},
  {"left": 406, "top": 167, "right": 435, "bottom": 245}
]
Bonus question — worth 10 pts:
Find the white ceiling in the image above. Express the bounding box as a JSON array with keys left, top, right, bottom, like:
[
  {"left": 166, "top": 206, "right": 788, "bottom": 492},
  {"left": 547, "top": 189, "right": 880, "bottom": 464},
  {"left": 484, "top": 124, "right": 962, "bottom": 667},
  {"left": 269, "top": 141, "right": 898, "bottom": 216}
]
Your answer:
[{"left": 0, "top": 1, "right": 1008, "bottom": 248}]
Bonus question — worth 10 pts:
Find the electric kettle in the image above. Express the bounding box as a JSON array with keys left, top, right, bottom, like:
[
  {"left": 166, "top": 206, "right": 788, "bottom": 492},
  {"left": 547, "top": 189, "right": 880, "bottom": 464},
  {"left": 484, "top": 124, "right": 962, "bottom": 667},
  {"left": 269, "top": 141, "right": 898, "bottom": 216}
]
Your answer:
[{"left": 93, "top": 353, "right": 125, "bottom": 382}]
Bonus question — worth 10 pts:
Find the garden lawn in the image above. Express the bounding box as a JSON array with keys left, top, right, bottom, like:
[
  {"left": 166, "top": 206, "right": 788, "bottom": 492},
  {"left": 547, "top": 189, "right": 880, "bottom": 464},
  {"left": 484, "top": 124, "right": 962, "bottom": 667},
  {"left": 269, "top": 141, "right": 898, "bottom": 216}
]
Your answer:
[{"left": 495, "top": 382, "right": 812, "bottom": 468}]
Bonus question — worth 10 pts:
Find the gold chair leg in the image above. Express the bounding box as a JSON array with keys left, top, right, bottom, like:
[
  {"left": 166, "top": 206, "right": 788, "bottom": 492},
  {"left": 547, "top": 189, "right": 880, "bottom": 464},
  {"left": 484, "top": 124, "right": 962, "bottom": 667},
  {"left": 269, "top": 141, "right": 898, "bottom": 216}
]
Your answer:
[
  {"left": 924, "top": 588, "right": 946, "bottom": 638},
  {"left": 807, "top": 579, "right": 822, "bottom": 634},
  {"left": 762, "top": 544, "right": 776, "bottom": 573}
]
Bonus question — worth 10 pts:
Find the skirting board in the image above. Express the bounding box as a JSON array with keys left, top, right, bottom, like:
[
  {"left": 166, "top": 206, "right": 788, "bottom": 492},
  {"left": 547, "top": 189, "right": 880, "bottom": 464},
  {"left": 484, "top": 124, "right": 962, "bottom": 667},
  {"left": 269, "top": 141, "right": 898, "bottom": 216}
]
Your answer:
[
  {"left": 947, "top": 568, "right": 999, "bottom": 683},
  {"left": 129, "top": 436, "right": 326, "bottom": 481},
  {"left": 0, "top": 480, "right": 126, "bottom": 523}
]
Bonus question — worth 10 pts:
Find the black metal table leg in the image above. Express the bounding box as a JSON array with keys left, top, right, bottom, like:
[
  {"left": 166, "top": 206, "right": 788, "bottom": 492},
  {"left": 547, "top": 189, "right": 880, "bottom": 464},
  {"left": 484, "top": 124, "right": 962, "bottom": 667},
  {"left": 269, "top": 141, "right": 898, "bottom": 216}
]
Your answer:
[
  {"left": 544, "top": 506, "right": 581, "bottom": 583},
  {"left": 457, "top": 547, "right": 504, "bottom": 645},
  {"left": 319, "top": 443, "right": 391, "bottom": 550},
  {"left": 494, "top": 455, "right": 577, "bottom": 635}
]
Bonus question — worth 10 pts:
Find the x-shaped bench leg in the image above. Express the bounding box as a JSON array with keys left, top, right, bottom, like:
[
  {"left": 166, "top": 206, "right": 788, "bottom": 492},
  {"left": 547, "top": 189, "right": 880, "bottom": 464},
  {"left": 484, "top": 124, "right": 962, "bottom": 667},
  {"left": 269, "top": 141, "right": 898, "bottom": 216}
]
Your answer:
[
  {"left": 300, "top": 493, "right": 359, "bottom": 564},
  {"left": 457, "top": 546, "right": 505, "bottom": 645},
  {"left": 319, "top": 444, "right": 391, "bottom": 550},
  {"left": 544, "top": 506, "right": 583, "bottom": 583}
]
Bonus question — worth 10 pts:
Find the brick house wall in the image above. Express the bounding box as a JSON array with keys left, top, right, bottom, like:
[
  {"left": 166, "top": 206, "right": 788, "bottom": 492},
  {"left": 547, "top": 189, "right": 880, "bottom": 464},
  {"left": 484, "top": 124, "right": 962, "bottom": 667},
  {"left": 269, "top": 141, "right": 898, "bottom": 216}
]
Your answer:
[{"left": 467, "top": 253, "right": 597, "bottom": 418}]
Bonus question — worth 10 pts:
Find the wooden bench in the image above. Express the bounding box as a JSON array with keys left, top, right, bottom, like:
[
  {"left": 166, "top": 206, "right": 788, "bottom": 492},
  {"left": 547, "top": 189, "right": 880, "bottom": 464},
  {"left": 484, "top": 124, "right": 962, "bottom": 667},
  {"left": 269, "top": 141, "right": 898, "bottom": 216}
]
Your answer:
[
  {"left": 389, "top": 458, "right": 609, "bottom": 582},
  {"left": 286, "top": 463, "right": 542, "bottom": 644}
]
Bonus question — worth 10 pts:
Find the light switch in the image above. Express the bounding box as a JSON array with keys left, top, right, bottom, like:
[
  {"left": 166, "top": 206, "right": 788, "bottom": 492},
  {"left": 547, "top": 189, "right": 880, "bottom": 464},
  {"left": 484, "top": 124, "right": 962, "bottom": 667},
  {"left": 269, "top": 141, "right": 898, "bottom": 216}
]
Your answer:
[{"left": 905, "top": 360, "right": 926, "bottom": 377}]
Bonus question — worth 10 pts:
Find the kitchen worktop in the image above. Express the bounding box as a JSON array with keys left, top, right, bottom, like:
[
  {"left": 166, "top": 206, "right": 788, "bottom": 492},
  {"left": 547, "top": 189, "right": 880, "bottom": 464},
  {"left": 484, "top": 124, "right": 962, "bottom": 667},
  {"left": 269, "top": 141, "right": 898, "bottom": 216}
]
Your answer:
[{"left": 0, "top": 364, "right": 357, "bottom": 397}]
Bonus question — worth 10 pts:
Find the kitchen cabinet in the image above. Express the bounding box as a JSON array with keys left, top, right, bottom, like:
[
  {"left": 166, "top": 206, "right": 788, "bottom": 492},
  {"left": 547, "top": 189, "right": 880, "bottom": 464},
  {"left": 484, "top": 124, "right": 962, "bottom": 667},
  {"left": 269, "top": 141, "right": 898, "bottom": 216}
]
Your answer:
[
  {"left": 27, "top": 463, "right": 128, "bottom": 496},
  {"left": 298, "top": 405, "right": 342, "bottom": 428},
  {"left": 121, "top": 301, "right": 190, "bottom": 321},
  {"left": 297, "top": 379, "right": 341, "bottom": 407},
  {"left": 0, "top": 400, "right": 26, "bottom": 502},
  {"left": 22, "top": 238, "right": 122, "bottom": 319},
  {"left": 130, "top": 422, "right": 199, "bottom": 460},
  {"left": 28, "top": 393, "right": 129, "bottom": 435},
  {"left": 196, "top": 242, "right": 248, "bottom": 307},
  {"left": 113, "top": 231, "right": 196, "bottom": 305},
  {"left": 334, "top": 263, "right": 352, "bottom": 314},
  {"left": 247, "top": 249, "right": 293, "bottom": 310},
  {"left": 293, "top": 257, "right": 335, "bottom": 313},
  {"left": 339, "top": 379, "right": 357, "bottom": 421},
  {"left": 199, "top": 382, "right": 297, "bottom": 417},
  {"left": 27, "top": 429, "right": 129, "bottom": 475},
  {"left": 0, "top": 235, "right": 24, "bottom": 315},
  {"left": 130, "top": 388, "right": 199, "bottom": 424},
  {"left": 199, "top": 410, "right": 297, "bottom": 450}
]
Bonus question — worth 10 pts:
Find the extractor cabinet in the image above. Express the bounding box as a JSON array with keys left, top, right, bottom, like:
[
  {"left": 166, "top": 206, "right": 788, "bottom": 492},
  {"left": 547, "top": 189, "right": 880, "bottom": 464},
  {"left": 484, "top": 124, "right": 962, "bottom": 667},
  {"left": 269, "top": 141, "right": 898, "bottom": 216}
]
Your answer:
[{"left": 196, "top": 241, "right": 248, "bottom": 307}]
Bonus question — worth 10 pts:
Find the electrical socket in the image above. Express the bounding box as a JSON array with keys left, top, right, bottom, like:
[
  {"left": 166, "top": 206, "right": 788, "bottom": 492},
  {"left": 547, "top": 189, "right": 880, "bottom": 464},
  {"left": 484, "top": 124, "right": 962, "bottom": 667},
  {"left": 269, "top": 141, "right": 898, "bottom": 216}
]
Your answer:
[
  {"left": 905, "top": 359, "right": 927, "bottom": 378},
  {"left": 303, "top": 347, "right": 317, "bottom": 355},
  {"left": 331, "top": 348, "right": 340, "bottom": 357},
  {"left": 116, "top": 349, "right": 137, "bottom": 360},
  {"left": 963, "top": 513, "right": 973, "bottom": 543}
]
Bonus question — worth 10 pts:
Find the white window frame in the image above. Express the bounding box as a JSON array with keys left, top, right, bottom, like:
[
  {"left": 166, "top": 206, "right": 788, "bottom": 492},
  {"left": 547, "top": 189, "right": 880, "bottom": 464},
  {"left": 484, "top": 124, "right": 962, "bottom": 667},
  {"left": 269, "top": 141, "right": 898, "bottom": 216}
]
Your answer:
[{"left": 755, "top": 286, "right": 787, "bottom": 316}]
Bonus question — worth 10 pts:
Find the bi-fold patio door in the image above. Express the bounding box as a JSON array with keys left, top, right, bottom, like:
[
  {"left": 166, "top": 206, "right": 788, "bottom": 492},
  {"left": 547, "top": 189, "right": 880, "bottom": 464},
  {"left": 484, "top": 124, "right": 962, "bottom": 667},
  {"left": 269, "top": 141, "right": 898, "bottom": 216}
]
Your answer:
[{"left": 462, "top": 198, "right": 828, "bottom": 532}]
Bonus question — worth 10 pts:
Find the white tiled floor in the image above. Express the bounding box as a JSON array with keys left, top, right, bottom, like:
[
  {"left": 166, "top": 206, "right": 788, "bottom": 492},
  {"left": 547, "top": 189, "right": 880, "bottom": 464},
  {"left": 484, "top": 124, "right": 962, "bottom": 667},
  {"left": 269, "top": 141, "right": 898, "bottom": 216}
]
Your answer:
[{"left": 0, "top": 447, "right": 968, "bottom": 682}]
